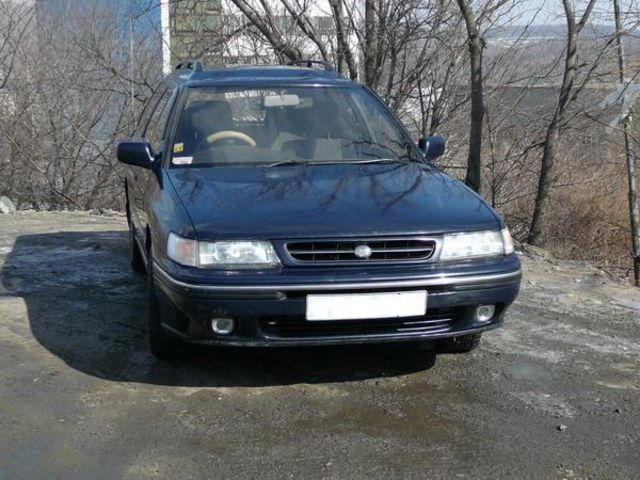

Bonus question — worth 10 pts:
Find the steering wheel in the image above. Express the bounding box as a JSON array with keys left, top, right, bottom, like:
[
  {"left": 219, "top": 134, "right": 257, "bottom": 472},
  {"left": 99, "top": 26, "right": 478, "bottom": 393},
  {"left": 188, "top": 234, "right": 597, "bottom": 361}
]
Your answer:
[{"left": 206, "top": 130, "right": 256, "bottom": 147}]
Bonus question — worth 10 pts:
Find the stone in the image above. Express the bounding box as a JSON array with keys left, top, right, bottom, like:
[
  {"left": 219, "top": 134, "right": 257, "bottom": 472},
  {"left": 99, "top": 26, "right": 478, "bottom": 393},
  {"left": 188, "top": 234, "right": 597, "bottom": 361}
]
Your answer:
[{"left": 0, "top": 196, "right": 16, "bottom": 214}]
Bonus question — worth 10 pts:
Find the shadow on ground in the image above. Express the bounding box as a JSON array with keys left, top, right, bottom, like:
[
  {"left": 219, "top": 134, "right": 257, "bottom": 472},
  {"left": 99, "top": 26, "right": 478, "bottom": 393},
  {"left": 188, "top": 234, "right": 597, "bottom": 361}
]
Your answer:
[{"left": 1, "top": 230, "right": 436, "bottom": 387}]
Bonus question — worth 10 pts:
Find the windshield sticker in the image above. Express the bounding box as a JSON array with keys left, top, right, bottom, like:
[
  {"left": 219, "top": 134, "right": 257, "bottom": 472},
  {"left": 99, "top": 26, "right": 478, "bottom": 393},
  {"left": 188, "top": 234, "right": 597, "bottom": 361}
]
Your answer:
[
  {"left": 173, "top": 143, "right": 184, "bottom": 153},
  {"left": 172, "top": 156, "right": 193, "bottom": 165}
]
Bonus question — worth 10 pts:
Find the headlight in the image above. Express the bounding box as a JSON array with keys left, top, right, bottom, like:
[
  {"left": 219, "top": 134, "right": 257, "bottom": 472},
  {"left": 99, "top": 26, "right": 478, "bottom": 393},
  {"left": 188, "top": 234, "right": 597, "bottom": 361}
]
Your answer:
[
  {"left": 167, "top": 233, "right": 280, "bottom": 268},
  {"left": 199, "top": 240, "right": 280, "bottom": 267},
  {"left": 440, "top": 228, "right": 513, "bottom": 261}
]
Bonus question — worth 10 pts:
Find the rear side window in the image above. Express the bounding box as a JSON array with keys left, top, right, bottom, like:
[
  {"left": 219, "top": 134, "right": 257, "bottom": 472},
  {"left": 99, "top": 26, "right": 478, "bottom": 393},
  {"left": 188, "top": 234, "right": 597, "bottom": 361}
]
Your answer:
[{"left": 144, "top": 87, "right": 175, "bottom": 153}]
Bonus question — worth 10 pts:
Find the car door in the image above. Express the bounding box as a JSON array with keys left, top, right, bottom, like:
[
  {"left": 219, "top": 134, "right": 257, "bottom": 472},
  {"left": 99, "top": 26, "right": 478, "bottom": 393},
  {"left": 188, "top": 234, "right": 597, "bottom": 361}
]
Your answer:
[{"left": 130, "top": 85, "right": 175, "bottom": 238}]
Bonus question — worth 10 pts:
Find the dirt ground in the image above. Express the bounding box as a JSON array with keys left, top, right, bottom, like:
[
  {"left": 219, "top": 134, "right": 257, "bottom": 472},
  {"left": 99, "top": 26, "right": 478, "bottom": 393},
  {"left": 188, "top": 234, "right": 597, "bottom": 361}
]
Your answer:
[{"left": 0, "top": 211, "right": 638, "bottom": 480}]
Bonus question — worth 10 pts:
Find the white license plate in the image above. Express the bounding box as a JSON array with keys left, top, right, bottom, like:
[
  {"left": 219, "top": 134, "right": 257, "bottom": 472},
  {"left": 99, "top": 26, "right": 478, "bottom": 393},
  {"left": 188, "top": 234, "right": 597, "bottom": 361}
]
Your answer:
[{"left": 306, "top": 291, "right": 427, "bottom": 321}]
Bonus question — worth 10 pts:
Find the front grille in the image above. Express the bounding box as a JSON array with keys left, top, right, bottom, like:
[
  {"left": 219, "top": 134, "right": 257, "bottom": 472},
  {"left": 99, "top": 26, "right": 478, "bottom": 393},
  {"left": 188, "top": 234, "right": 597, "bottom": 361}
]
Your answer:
[
  {"left": 285, "top": 238, "right": 437, "bottom": 264},
  {"left": 259, "top": 307, "right": 463, "bottom": 338}
]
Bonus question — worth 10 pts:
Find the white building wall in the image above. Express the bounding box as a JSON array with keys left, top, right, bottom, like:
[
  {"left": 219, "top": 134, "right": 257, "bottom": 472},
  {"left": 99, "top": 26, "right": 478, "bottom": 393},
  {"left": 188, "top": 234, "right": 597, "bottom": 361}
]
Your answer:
[{"left": 161, "top": 0, "right": 172, "bottom": 75}]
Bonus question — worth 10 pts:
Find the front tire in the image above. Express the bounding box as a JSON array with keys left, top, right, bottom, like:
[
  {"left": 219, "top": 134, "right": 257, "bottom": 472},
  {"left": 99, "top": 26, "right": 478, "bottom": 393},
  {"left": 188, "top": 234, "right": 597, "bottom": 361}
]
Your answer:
[
  {"left": 437, "top": 333, "right": 482, "bottom": 354},
  {"left": 147, "top": 260, "right": 182, "bottom": 360}
]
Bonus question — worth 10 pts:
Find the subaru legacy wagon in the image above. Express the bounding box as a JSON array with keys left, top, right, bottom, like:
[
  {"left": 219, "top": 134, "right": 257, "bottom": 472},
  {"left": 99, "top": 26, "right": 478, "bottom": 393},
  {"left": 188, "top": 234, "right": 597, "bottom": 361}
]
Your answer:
[{"left": 117, "top": 60, "right": 521, "bottom": 359}]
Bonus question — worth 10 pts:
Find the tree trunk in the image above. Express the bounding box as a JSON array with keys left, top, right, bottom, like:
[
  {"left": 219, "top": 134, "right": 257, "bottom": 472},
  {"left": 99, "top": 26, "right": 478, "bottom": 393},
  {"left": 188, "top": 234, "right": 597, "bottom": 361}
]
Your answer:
[
  {"left": 622, "top": 123, "right": 640, "bottom": 286},
  {"left": 529, "top": 119, "right": 560, "bottom": 244},
  {"left": 329, "top": 0, "right": 358, "bottom": 80},
  {"left": 364, "top": 0, "right": 377, "bottom": 87},
  {"left": 613, "top": 0, "right": 640, "bottom": 286},
  {"left": 528, "top": 0, "right": 596, "bottom": 244},
  {"left": 456, "top": 0, "right": 484, "bottom": 194}
]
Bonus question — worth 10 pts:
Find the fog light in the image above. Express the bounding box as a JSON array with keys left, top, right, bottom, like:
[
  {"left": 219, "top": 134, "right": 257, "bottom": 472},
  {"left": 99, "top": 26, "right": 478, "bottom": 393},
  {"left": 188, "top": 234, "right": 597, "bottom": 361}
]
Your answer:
[
  {"left": 210, "top": 317, "right": 235, "bottom": 335},
  {"left": 475, "top": 305, "right": 495, "bottom": 322}
]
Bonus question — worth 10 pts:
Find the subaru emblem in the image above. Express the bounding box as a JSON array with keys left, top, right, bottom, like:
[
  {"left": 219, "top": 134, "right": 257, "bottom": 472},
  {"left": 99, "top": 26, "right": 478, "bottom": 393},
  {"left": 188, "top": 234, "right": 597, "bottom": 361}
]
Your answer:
[{"left": 354, "top": 244, "right": 372, "bottom": 259}]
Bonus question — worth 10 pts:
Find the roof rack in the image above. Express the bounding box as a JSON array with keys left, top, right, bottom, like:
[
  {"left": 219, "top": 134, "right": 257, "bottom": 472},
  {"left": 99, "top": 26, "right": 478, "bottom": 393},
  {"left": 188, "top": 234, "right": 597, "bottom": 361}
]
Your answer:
[
  {"left": 175, "top": 59, "right": 204, "bottom": 72},
  {"left": 286, "top": 59, "right": 335, "bottom": 72}
]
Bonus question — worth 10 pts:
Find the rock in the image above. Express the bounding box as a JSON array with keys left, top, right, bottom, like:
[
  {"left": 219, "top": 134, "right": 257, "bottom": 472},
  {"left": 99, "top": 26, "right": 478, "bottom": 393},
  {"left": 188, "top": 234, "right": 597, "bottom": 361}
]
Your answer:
[
  {"left": 0, "top": 196, "right": 16, "bottom": 214},
  {"left": 557, "top": 424, "right": 568, "bottom": 432}
]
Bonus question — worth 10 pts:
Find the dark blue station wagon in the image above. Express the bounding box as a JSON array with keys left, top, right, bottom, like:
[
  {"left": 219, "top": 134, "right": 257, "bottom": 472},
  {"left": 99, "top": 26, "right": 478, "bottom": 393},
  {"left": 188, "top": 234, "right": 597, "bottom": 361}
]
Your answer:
[{"left": 118, "top": 60, "right": 521, "bottom": 359}]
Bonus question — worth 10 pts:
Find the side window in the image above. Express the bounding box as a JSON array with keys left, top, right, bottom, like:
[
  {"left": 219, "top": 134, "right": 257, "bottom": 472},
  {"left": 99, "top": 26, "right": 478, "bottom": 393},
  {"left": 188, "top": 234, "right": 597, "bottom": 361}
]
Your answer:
[{"left": 144, "top": 87, "right": 174, "bottom": 153}]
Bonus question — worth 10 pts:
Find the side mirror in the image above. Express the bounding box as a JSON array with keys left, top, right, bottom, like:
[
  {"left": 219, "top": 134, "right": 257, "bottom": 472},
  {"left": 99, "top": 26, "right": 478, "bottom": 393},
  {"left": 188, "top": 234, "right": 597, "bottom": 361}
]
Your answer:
[
  {"left": 117, "top": 140, "right": 155, "bottom": 169},
  {"left": 418, "top": 136, "right": 446, "bottom": 161}
]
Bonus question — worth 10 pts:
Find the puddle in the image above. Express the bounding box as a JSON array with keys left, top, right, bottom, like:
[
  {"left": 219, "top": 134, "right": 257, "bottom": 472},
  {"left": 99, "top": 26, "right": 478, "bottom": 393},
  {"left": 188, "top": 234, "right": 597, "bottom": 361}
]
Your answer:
[{"left": 507, "top": 361, "right": 552, "bottom": 381}]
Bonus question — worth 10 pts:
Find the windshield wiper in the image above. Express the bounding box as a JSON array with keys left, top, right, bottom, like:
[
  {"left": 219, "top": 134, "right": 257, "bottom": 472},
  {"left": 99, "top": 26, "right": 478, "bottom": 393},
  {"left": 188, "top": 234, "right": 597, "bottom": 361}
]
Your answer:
[
  {"left": 342, "top": 158, "right": 399, "bottom": 164},
  {"left": 264, "top": 158, "right": 417, "bottom": 168},
  {"left": 397, "top": 154, "right": 425, "bottom": 164},
  {"left": 340, "top": 157, "right": 423, "bottom": 165},
  {"left": 264, "top": 160, "right": 309, "bottom": 168}
]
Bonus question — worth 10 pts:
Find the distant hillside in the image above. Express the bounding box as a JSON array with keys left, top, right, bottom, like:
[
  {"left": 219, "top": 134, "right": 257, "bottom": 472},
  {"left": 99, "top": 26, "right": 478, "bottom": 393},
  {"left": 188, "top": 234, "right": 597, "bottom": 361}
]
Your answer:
[{"left": 486, "top": 23, "right": 616, "bottom": 41}]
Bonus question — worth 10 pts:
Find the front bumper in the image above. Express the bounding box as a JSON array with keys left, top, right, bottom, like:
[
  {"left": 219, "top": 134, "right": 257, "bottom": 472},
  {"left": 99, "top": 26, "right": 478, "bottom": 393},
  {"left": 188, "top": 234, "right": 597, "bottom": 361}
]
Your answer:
[{"left": 152, "top": 257, "right": 522, "bottom": 347}]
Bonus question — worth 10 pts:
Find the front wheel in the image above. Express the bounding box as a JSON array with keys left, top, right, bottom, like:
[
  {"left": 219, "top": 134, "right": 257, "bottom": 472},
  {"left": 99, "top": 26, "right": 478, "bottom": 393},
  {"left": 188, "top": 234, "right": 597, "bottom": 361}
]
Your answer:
[{"left": 437, "top": 333, "right": 482, "bottom": 354}]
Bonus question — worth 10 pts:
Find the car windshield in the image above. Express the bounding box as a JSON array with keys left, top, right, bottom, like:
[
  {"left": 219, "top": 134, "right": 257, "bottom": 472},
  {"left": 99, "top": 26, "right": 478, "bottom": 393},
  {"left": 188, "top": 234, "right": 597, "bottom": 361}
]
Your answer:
[{"left": 169, "top": 86, "right": 419, "bottom": 167}]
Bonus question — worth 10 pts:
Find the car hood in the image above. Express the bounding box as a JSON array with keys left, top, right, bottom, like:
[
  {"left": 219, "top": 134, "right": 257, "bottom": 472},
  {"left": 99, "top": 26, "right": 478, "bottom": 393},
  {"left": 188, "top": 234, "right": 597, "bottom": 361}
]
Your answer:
[{"left": 166, "top": 163, "right": 500, "bottom": 239}]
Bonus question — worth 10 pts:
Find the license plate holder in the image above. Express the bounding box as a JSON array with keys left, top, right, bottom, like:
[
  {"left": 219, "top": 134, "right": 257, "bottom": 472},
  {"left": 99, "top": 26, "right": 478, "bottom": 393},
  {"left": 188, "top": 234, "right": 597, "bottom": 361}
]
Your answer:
[{"left": 306, "top": 290, "right": 427, "bottom": 321}]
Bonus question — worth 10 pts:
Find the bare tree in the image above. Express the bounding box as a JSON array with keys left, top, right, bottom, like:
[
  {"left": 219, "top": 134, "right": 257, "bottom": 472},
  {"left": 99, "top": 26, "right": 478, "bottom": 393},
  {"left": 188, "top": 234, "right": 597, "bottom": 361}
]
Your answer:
[
  {"left": 226, "top": 0, "right": 303, "bottom": 61},
  {"left": 0, "top": 0, "right": 33, "bottom": 89},
  {"left": 0, "top": 0, "right": 159, "bottom": 208},
  {"left": 527, "top": 0, "right": 599, "bottom": 244},
  {"left": 455, "top": 0, "right": 484, "bottom": 193},
  {"left": 328, "top": 0, "right": 358, "bottom": 78},
  {"left": 363, "top": 0, "right": 377, "bottom": 86},
  {"left": 612, "top": 0, "right": 640, "bottom": 286}
]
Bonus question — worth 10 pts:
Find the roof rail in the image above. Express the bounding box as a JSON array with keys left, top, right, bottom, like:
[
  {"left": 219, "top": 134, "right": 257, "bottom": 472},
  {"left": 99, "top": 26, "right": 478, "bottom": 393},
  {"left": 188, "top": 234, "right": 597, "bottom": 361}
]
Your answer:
[
  {"left": 175, "top": 59, "right": 204, "bottom": 72},
  {"left": 286, "top": 59, "right": 335, "bottom": 72}
]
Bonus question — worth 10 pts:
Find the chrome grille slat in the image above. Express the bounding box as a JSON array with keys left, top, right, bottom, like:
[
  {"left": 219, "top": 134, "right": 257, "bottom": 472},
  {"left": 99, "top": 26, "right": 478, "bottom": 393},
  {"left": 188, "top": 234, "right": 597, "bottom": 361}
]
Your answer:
[
  {"left": 396, "top": 326, "right": 451, "bottom": 332},
  {"left": 370, "top": 247, "right": 433, "bottom": 253},
  {"left": 285, "top": 238, "right": 437, "bottom": 264},
  {"left": 401, "top": 318, "right": 455, "bottom": 325},
  {"left": 259, "top": 307, "right": 464, "bottom": 338},
  {"left": 290, "top": 247, "right": 433, "bottom": 255},
  {"left": 290, "top": 249, "right": 360, "bottom": 254}
]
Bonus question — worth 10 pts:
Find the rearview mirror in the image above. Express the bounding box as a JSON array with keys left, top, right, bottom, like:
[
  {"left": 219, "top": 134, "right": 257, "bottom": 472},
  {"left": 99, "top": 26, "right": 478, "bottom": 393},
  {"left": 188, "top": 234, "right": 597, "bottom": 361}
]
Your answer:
[
  {"left": 117, "top": 141, "right": 155, "bottom": 169},
  {"left": 264, "top": 94, "right": 300, "bottom": 108},
  {"left": 418, "top": 136, "right": 446, "bottom": 161}
]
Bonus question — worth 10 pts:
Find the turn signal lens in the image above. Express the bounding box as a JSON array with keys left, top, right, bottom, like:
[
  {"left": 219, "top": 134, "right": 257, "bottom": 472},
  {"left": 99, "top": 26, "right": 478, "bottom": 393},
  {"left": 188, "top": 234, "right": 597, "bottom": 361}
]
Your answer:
[
  {"left": 501, "top": 228, "right": 515, "bottom": 255},
  {"left": 167, "top": 232, "right": 197, "bottom": 266}
]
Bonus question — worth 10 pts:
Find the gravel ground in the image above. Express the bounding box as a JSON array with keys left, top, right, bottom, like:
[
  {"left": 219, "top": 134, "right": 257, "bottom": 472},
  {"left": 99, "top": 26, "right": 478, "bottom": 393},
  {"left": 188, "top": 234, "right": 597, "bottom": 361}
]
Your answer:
[{"left": 0, "top": 211, "right": 639, "bottom": 479}]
